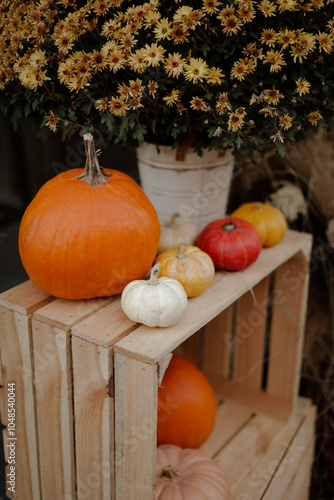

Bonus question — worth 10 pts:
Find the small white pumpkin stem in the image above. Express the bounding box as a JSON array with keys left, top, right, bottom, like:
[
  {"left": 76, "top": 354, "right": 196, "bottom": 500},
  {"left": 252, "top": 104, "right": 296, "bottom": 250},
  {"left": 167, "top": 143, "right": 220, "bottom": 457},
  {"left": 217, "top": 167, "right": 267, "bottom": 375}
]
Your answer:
[
  {"left": 168, "top": 213, "right": 179, "bottom": 227},
  {"left": 148, "top": 262, "right": 161, "bottom": 285},
  {"left": 76, "top": 132, "right": 111, "bottom": 186},
  {"left": 161, "top": 465, "right": 182, "bottom": 482},
  {"left": 177, "top": 243, "right": 186, "bottom": 258}
]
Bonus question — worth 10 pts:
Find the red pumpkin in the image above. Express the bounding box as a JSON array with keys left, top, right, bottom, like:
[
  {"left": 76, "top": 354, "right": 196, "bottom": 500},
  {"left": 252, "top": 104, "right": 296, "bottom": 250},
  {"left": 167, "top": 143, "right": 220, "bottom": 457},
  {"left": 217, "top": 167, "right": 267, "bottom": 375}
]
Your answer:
[
  {"left": 18, "top": 134, "right": 160, "bottom": 300},
  {"left": 157, "top": 354, "right": 217, "bottom": 449},
  {"left": 197, "top": 217, "right": 262, "bottom": 271}
]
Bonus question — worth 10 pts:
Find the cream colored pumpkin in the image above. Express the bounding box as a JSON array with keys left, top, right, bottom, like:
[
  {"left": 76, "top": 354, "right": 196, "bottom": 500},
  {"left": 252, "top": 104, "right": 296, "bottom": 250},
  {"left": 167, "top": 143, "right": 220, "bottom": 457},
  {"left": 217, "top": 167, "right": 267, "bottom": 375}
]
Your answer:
[
  {"left": 158, "top": 214, "right": 198, "bottom": 254},
  {"left": 155, "top": 244, "right": 215, "bottom": 297},
  {"left": 121, "top": 262, "right": 188, "bottom": 327},
  {"left": 156, "top": 444, "right": 230, "bottom": 500}
]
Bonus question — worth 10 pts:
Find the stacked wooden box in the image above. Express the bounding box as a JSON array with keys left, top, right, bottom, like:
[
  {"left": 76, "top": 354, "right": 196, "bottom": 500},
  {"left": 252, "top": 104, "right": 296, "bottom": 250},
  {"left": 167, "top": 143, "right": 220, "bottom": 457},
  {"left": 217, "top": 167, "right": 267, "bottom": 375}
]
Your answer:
[{"left": 0, "top": 230, "right": 316, "bottom": 499}]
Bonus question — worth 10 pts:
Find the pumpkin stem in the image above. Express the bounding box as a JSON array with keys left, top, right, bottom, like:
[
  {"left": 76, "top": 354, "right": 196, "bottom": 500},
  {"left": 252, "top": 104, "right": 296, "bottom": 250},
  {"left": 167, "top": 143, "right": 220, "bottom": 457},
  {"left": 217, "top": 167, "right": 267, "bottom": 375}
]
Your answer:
[
  {"left": 177, "top": 243, "right": 186, "bottom": 258},
  {"left": 76, "top": 133, "right": 111, "bottom": 186},
  {"left": 161, "top": 465, "right": 182, "bottom": 482},
  {"left": 167, "top": 213, "right": 179, "bottom": 227},
  {"left": 148, "top": 262, "right": 160, "bottom": 285},
  {"left": 222, "top": 221, "right": 236, "bottom": 231}
]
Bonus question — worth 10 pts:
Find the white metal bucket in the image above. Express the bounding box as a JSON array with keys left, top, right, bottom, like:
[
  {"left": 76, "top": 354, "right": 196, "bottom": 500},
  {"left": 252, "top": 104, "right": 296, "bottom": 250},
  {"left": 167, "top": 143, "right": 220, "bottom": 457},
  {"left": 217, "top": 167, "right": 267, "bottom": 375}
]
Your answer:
[{"left": 136, "top": 142, "right": 235, "bottom": 232}]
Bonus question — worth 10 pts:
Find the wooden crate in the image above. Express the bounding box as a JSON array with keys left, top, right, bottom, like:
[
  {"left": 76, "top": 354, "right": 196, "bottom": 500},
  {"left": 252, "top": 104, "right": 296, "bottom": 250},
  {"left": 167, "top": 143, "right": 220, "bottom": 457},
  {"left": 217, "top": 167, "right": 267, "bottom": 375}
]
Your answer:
[{"left": 0, "top": 230, "right": 316, "bottom": 499}]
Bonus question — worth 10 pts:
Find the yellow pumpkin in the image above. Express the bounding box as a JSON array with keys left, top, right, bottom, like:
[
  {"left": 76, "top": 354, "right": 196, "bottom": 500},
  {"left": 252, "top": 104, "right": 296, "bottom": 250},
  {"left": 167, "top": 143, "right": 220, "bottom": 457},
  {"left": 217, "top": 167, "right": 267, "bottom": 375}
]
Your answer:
[
  {"left": 155, "top": 244, "right": 215, "bottom": 298},
  {"left": 231, "top": 202, "right": 287, "bottom": 247}
]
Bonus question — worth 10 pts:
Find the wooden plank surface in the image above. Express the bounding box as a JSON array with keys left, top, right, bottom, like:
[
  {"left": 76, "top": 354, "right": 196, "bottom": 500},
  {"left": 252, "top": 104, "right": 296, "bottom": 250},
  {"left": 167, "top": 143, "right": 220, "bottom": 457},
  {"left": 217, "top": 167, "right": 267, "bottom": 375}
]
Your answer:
[
  {"left": 200, "top": 399, "right": 255, "bottom": 458},
  {"left": 266, "top": 250, "right": 311, "bottom": 405},
  {"left": 0, "top": 307, "right": 40, "bottom": 499},
  {"left": 233, "top": 277, "right": 270, "bottom": 389},
  {"left": 218, "top": 381, "right": 293, "bottom": 421},
  {"left": 114, "top": 353, "right": 158, "bottom": 500},
  {"left": 202, "top": 306, "right": 234, "bottom": 392},
  {"left": 229, "top": 398, "right": 311, "bottom": 499},
  {"left": 32, "top": 320, "right": 74, "bottom": 499},
  {"left": 0, "top": 280, "right": 53, "bottom": 314},
  {"left": 33, "top": 295, "right": 112, "bottom": 330},
  {"left": 262, "top": 405, "right": 316, "bottom": 500},
  {"left": 115, "top": 231, "right": 312, "bottom": 364},
  {"left": 72, "top": 337, "right": 113, "bottom": 500},
  {"left": 32, "top": 296, "right": 114, "bottom": 499},
  {"left": 71, "top": 300, "right": 137, "bottom": 348}
]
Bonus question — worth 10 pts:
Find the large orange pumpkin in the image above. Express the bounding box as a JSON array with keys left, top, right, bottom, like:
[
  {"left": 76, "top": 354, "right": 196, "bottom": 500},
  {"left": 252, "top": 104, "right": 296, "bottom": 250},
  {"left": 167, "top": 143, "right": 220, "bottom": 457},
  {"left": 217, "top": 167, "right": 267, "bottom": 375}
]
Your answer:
[
  {"left": 157, "top": 354, "right": 217, "bottom": 449},
  {"left": 18, "top": 134, "right": 160, "bottom": 300}
]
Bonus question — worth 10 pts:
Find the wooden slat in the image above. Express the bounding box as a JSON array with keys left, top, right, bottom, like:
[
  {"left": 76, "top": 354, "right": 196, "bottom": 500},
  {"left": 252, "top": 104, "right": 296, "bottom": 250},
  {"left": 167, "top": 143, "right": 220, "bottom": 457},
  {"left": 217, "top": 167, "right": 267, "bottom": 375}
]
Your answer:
[
  {"left": 233, "top": 277, "right": 270, "bottom": 389},
  {"left": 114, "top": 353, "right": 158, "bottom": 500},
  {"left": 266, "top": 250, "right": 311, "bottom": 406},
  {"left": 115, "top": 231, "right": 312, "bottom": 364},
  {"left": 71, "top": 302, "right": 136, "bottom": 500},
  {"left": 0, "top": 307, "right": 40, "bottom": 499},
  {"left": 72, "top": 337, "right": 113, "bottom": 500},
  {"left": 71, "top": 300, "right": 137, "bottom": 348},
  {"left": 32, "top": 320, "right": 74, "bottom": 499},
  {"left": 262, "top": 405, "right": 316, "bottom": 500},
  {"left": 218, "top": 381, "right": 293, "bottom": 420},
  {"left": 173, "top": 329, "right": 202, "bottom": 365},
  {"left": 283, "top": 440, "right": 315, "bottom": 500},
  {"left": 230, "top": 398, "right": 311, "bottom": 499},
  {"left": 200, "top": 399, "right": 255, "bottom": 457},
  {"left": 201, "top": 306, "right": 234, "bottom": 392},
  {"left": 217, "top": 412, "right": 285, "bottom": 490},
  {"left": 0, "top": 280, "right": 53, "bottom": 314},
  {"left": 32, "top": 297, "right": 113, "bottom": 499}
]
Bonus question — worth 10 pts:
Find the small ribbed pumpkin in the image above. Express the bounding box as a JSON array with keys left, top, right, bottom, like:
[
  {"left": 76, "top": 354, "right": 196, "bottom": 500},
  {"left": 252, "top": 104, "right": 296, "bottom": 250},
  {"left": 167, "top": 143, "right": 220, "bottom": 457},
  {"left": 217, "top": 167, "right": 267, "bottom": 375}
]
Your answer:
[
  {"left": 155, "top": 243, "right": 215, "bottom": 297},
  {"left": 231, "top": 202, "right": 287, "bottom": 247},
  {"left": 156, "top": 444, "right": 230, "bottom": 500},
  {"left": 18, "top": 134, "right": 160, "bottom": 300}
]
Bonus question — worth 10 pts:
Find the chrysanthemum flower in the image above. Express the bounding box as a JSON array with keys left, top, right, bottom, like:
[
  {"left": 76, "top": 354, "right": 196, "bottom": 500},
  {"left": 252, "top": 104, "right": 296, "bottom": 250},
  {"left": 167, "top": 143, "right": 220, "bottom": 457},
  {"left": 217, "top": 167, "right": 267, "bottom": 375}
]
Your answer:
[
  {"left": 96, "top": 97, "right": 109, "bottom": 111},
  {"left": 279, "top": 113, "right": 293, "bottom": 130},
  {"left": 307, "top": 111, "right": 323, "bottom": 126},
  {"left": 128, "top": 49, "right": 147, "bottom": 74},
  {"left": 206, "top": 66, "right": 225, "bottom": 85},
  {"left": 202, "top": 0, "right": 221, "bottom": 15},
  {"left": 171, "top": 24, "right": 189, "bottom": 44},
  {"left": 231, "top": 60, "right": 248, "bottom": 81},
  {"left": 109, "top": 97, "right": 129, "bottom": 116},
  {"left": 258, "top": 0, "right": 277, "bottom": 17},
  {"left": 276, "top": 0, "right": 298, "bottom": 11},
  {"left": 190, "top": 97, "right": 206, "bottom": 110},
  {"left": 163, "top": 89, "right": 181, "bottom": 107},
  {"left": 261, "top": 29, "right": 277, "bottom": 47},
  {"left": 148, "top": 80, "right": 158, "bottom": 96},
  {"left": 221, "top": 15, "right": 242, "bottom": 36},
  {"left": 228, "top": 112, "right": 245, "bottom": 132},
  {"left": 264, "top": 89, "right": 283, "bottom": 105},
  {"left": 216, "top": 92, "right": 231, "bottom": 114},
  {"left": 164, "top": 52, "right": 185, "bottom": 78},
  {"left": 142, "top": 42, "right": 165, "bottom": 67},
  {"left": 154, "top": 18, "right": 172, "bottom": 41},
  {"left": 317, "top": 32, "right": 334, "bottom": 54},
  {"left": 263, "top": 50, "right": 286, "bottom": 72},
  {"left": 295, "top": 77, "right": 311, "bottom": 96},
  {"left": 184, "top": 57, "right": 209, "bottom": 83}
]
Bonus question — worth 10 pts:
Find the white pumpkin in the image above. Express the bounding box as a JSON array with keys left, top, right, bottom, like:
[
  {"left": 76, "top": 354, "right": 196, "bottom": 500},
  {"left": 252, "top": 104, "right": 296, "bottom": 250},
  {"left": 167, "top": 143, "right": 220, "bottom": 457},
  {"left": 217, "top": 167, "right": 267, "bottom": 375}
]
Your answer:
[
  {"left": 121, "top": 262, "right": 188, "bottom": 327},
  {"left": 158, "top": 214, "right": 198, "bottom": 254}
]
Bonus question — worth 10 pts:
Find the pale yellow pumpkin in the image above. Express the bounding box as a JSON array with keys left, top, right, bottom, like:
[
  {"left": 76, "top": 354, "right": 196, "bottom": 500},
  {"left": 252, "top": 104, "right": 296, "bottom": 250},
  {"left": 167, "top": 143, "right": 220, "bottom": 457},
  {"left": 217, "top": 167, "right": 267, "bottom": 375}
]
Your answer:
[
  {"left": 231, "top": 201, "right": 287, "bottom": 247},
  {"left": 156, "top": 444, "right": 230, "bottom": 500},
  {"left": 158, "top": 214, "right": 198, "bottom": 254},
  {"left": 155, "top": 244, "right": 215, "bottom": 297}
]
